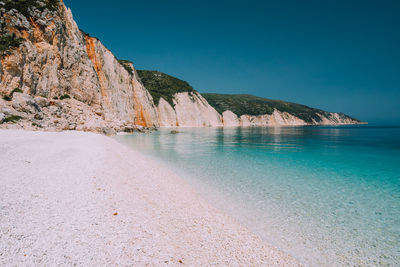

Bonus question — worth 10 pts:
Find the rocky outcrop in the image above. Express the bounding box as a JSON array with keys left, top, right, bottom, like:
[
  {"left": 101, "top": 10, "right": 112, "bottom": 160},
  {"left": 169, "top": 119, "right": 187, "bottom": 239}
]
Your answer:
[
  {"left": 239, "top": 110, "right": 307, "bottom": 126},
  {"left": 154, "top": 99, "right": 362, "bottom": 127},
  {"left": 154, "top": 94, "right": 360, "bottom": 127},
  {"left": 157, "top": 98, "right": 178, "bottom": 127},
  {"left": 314, "top": 112, "right": 359, "bottom": 125},
  {"left": 158, "top": 92, "right": 222, "bottom": 127},
  {"left": 226, "top": 109, "right": 360, "bottom": 127},
  {"left": 222, "top": 110, "right": 240, "bottom": 127},
  {"left": 0, "top": 0, "right": 158, "bottom": 132},
  {"left": 137, "top": 70, "right": 363, "bottom": 128},
  {"left": 0, "top": 92, "right": 119, "bottom": 133},
  {"left": 83, "top": 36, "right": 158, "bottom": 127},
  {"left": 151, "top": 90, "right": 362, "bottom": 128}
]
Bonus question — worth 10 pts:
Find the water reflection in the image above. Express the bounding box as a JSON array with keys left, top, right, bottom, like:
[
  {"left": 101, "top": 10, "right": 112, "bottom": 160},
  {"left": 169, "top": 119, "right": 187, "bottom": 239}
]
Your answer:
[{"left": 117, "top": 126, "right": 400, "bottom": 156}]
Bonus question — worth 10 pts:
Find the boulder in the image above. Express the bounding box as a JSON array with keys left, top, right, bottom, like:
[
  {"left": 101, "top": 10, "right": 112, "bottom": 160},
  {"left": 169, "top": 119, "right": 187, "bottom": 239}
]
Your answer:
[
  {"left": 12, "top": 93, "right": 36, "bottom": 113},
  {"left": 34, "top": 96, "right": 50, "bottom": 108},
  {"left": 102, "top": 127, "right": 116, "bottom": 136},
  {"left": 34, "top": 113, "right": 44, "bottom": 120}
]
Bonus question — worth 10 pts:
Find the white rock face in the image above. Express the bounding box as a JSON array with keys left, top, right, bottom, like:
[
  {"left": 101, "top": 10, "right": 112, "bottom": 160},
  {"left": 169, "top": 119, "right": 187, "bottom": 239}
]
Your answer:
[
  {"left": 239, "top": 110, "right": 306, "bottom": 127},
  {"left": 239, "top": 110, "right": 307, "bottom": 126},
  {"left": 84, "top": 37, "right": 158, "bottom": 127},
  {"left": 155, "top": 94, "right": 360, "bottom": 128},
  {"left": 0, "top": 2, "right": 158, "bottom": 132},
  {"left": 237, "top": 109, "right": 361, "bottom": 127},
  {"left": 157, "top": 98, "right": 178, "bottom": 127},
  {"left": 157, "top": 92, "right": 222, "bottom": 127},
  {"left": 315, "top": 112, "right": 358, "bottom": 125},
  {"left": 174, "top": 92, "right": 222, "bottom": 127},
  {"left": 222, "top": 110, "right": 240, "bottom": 127},
  {"left": 11, "top": 93, "right": 37, "bottom": 114}
]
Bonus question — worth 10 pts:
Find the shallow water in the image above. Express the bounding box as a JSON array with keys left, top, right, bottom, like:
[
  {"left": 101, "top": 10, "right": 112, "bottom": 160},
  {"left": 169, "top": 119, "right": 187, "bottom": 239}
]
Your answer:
[{"left": 114, "top": 126, "right": 400, "bottom": 266}]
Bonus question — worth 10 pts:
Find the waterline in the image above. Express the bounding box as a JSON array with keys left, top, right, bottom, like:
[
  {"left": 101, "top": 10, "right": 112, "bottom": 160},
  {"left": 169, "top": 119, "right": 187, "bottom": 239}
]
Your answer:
[{"left": 114, "top": 126, "right": 400, "bottom": 266}]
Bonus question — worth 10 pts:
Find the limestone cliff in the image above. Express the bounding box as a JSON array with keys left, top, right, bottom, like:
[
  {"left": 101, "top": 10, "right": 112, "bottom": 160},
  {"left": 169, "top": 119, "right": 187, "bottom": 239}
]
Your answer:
[
  {"left": 137, "top": 70, "right": 223, "bottom": 127},
  {"left": 138, "top": 71, "right": 363, "bottom": 127},
  {"left": 220, "top": 109, "right": 359, "bottom": 127},
  {"left": 0, "top": 0, "right": 158, "bottom": 133},
  {"left": 203, "top": 93, "right": 362, "bottom": 126},
  {"left": 157, "top": 92, "right": 222, "bottom": 127}
]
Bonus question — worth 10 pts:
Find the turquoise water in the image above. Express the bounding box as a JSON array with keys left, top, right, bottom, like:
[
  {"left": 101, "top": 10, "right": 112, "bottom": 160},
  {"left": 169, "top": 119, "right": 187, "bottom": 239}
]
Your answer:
[{"left": 114, "top": 126, "right": 400, "bottom": 266}]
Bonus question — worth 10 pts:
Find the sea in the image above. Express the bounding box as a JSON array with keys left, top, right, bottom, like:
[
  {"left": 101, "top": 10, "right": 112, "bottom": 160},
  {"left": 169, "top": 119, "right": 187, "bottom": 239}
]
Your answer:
[{"left": 113, "top": 125, "right": 400, "bottom": 266}]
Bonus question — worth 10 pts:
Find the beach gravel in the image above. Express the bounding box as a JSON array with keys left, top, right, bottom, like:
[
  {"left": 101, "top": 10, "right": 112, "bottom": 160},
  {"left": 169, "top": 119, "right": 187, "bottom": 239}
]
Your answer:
[{"left": 0, "top": 130, "right": 300, "bottom": 266}]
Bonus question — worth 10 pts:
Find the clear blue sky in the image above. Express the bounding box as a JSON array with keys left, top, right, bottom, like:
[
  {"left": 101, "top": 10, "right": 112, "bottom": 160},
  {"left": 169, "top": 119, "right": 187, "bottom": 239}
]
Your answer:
[{"left": 64, "top": 0, "right": 399, "bottom": 124}]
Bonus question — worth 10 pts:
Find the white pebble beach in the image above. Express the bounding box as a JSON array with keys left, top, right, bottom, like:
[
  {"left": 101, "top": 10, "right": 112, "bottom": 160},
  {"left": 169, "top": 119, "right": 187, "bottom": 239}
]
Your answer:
[{"left": 0, "top": 130, "right": 301, "bottom": 266}]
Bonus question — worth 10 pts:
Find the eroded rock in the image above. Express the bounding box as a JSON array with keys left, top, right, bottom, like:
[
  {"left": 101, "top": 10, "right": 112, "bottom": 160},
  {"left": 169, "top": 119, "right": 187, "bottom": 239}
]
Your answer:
[
  {"left": 11, "top": 93, "right": 37, "bottom": 113},
  {"left": 0, "top": 1, "right": 159, "bottom": 133}
]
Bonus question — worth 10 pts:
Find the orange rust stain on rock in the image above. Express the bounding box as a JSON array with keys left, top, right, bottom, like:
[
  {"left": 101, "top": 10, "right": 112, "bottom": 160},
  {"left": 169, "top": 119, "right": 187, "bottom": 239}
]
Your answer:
[
  {"left": 21, "top": 30, "right": 30, "bottom": 39},
  {"left": 29, "top": 18, "right": 44, "bottom": 42},
  {"left": 44, "top": 21, "right": 58, "bottom": 45},
  {"left": 132, "top": 94, "right": 147, "bottom": 127},
  {"left": 8, "top": 28, "right": 19, "bottom": 36},
  {"left": 135, "top": 108, "right": 147, "bottom": 127},
  {"left": 85, "top": 36, "right": 111, "bottom": 109},
  {"left": 0, "top": 55, "right": 21, "bottom": 94},
  {"left": 176, "top": 121, "right": 179, "bottom": 127},
  {"left": 131, "top": 80, "right": 152, "bottom": 127}
]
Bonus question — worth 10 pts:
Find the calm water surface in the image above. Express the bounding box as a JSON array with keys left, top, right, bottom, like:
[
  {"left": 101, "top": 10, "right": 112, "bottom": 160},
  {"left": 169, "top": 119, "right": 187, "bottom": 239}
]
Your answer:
[{"left": 114, "top": 126, "right": 400, "bottom": 266}]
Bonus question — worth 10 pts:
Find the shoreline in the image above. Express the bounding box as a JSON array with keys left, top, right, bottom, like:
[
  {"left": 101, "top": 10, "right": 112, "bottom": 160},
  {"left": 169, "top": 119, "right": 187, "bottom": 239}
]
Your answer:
[{"left": 0, "top": 130, "right": 300, "bottom": 266}]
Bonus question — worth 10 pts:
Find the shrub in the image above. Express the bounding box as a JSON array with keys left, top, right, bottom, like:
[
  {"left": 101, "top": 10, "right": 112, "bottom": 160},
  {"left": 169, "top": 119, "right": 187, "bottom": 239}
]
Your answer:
[
  {"left": 3, "top": 95, "right": 12, "bottom": 101},
  {"left": 2, "top": 0, "right": 60, "bottom": 18},
  {"left": 118, "top": 60, "right": 133, "bottom": 75},
  {"left": 202, "top": 93, "right": 330, "bottom": 123},
  {"left": 10, "top": 88, "right": 23, "bottom": 95},
  {"left": 0, "top": 34, "right": 25, "bottom": 55},
  {"left": 4, "top": 115, "right": 23, "bottom": 123},
  {"left": 60, "top": 94, "right": 70, "bottom": 100},
  {"left": 1, "top": 1, "right": 61, "bottom": 54},
  {"left": 2, "top": 88, "right": 23, "bottom": 101},
  {"left": 137, "top": 70, "right": 195, "bottom": 107}
]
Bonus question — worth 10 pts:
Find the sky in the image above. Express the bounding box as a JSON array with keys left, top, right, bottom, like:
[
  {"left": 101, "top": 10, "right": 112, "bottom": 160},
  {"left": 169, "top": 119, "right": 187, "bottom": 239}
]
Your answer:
[{"left": 64, "top": 0, "right": 400, "bottom": 124}]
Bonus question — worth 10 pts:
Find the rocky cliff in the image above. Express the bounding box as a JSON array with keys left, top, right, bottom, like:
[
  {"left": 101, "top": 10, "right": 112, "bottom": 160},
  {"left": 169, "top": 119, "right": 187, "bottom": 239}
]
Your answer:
[
  {"left": 203, "top": 93, "right": 361, "bottom": 126},
  {"left": 157, "top": 92, "right": 222, "bottom": 127},
  {"left": 0, "top": 0, "right": 362, "bottom": 133},
  {"left": 0, "top": 0, "right": 158, "bottom": 133},
  {"left": 138, "top": 71, "right": 362, "bottom": 127},
  {"left": 137, "top": 70, "right": 222, "bottom": 127}
]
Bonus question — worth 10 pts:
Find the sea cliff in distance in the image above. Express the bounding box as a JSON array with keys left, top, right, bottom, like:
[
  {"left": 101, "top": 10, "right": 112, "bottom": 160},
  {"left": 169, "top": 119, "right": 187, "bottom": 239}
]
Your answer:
[
  {"left": 0, "top": 0, "right": 363, "bottom": 133},
  {"left": 138, "top": 70, "right": 363, "bottom": 127}
]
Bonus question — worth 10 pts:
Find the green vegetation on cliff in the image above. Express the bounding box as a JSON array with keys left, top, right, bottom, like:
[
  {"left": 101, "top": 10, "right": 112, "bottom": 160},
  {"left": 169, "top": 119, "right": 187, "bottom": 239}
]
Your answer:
[
  {"left": 202, "top": 93, "right": 332, "bottom": 123},
  {"left": 137, "top": 70, "right": 358, "bottom": 123},
  {"left": 0, "top": 34, "right": 24, "bottom": 55},
  {"left": 137, "top": 70, "right": 195, "bottom": 107},
  {"left": 2, "top": 0, "right": 59, "bottom": 18},
  {"left": 1, "top": 0, "right": 60, "bottom": 55},
  {"left": 118, "top": 60, "right": 134, "bottom": 76}
]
